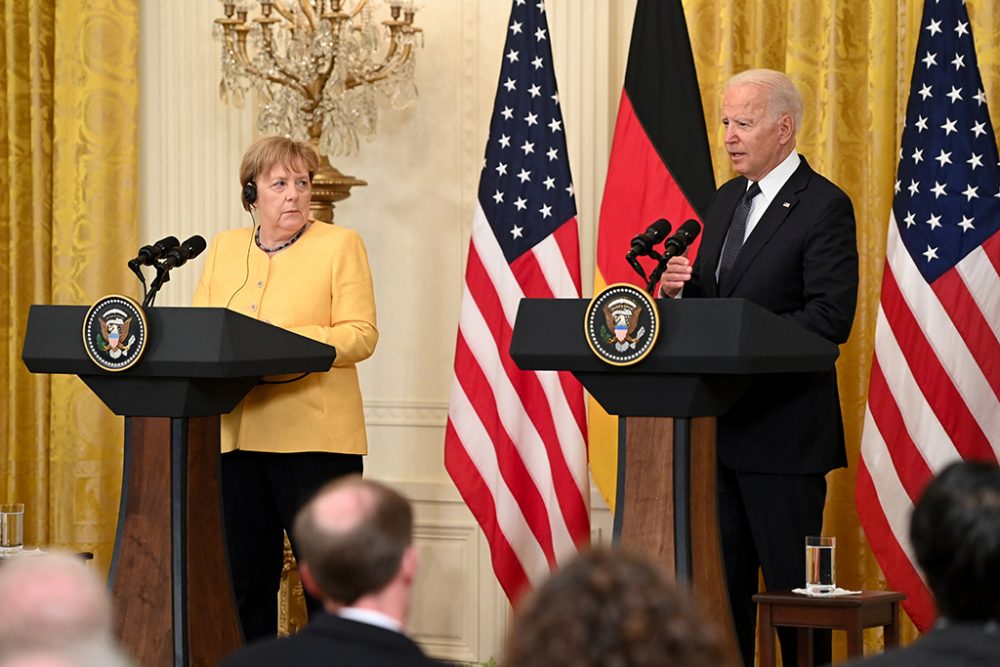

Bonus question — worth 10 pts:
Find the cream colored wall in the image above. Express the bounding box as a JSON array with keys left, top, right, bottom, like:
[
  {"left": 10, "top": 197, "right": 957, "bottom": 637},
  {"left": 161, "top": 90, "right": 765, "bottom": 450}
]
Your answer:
[{"left": 139, "top": 1, "right": 637, "bottom": 661}]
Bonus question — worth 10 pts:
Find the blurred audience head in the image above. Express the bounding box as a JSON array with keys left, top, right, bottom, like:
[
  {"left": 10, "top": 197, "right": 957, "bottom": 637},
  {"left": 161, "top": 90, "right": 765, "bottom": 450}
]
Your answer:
[
  {"left": 0, "top": 641, "right": 133, "bottom": 667},
  {"left": 911, "top": 459, "right": 1000, "bottom": 621},
  {"left": 0, "top": 552, "right": 113, "bottom": 658},
  {"left": 502, "top": 547, "right": 724, "bottom": 667},
  {"left": 293, "top": 475, "right": 416, "bottom": 610}
]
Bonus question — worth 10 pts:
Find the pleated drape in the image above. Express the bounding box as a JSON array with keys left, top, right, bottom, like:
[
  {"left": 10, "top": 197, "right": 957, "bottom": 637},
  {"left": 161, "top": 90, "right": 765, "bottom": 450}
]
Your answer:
[{"left": 1, "top": 0, "right": 138, "bottom": 575}]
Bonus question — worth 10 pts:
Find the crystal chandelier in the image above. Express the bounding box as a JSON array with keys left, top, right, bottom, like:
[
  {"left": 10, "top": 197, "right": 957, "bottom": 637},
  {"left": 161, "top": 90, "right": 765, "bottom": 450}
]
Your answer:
[{"left": 214, "top": 0, "right": 422, "bottom": 221}]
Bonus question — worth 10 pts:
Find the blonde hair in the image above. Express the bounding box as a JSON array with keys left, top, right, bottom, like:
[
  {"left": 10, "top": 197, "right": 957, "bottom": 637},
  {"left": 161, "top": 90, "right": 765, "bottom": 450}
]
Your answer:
[
  {"left": 726, "top": 68, "right": 804, "bottom": 132},
  {"left": 238, "top": 135, "right": 320, "bottom": 188}
]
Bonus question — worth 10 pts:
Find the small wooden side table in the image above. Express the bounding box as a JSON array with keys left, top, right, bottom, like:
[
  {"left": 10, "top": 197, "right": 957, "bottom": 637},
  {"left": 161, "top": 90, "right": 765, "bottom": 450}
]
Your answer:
[{"left": 753, "top": 590, "right": 905, "bottom": 666}]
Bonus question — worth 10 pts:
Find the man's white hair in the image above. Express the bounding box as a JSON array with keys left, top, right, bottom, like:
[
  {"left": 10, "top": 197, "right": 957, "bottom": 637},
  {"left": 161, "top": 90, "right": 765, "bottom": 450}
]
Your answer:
[{"left": 726, "top": 68, "right": 804, "bottom": 132}]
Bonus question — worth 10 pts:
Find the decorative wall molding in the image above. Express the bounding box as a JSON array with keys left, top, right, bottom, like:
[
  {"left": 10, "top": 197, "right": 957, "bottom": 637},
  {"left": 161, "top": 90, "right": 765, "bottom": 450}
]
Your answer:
[{"left": 363, "top": 399, "right": 448, "bottom": 428}]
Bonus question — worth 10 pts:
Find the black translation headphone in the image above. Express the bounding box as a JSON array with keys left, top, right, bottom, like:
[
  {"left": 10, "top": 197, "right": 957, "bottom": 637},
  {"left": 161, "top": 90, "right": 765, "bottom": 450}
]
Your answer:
[{"left": 242, "top": 180, "right": 257, "bottom": 211}]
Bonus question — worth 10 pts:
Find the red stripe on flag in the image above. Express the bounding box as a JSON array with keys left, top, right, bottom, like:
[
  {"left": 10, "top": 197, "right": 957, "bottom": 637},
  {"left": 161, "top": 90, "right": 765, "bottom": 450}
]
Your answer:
[
  {"left": 858, "top": 0, "right": 999, "bottom": 635},
  {"left": 553, "top": 217, "right": 583, "bottom": 291},
  {"left": 467, "top": 249, "right": 590, "bottom": 540},
  {"left": 448, "top": 1, "right": 589, "bottom": 604},
  {"left": 510, "top": 249, "right": 554, "bottom": 300},
  {"left": 931, "top": 270, "right": 1000, "bottom": 399},
  {"left": 866, "top": 357, "right": 935, "bottom": 504},
  {"left": 542, "top": 221, "right": 588, "bottom": 434},
  {"left": 559, "top": 369, "right": 587, "bottom": 437},
  {"left": 444, "top": 419, "right": 531, "bottom": 601},
  {"left": 855, "top": 463, "right": 936, "bottom": 630},
  {"left": 509, "top": 224, "right": 589, "bottom": 436},
  {"left": 879, "top": 266, "right": 996, "bottom": 463},
  {"left": 452, "top": 331, "right": 557, "bottom": 564}
]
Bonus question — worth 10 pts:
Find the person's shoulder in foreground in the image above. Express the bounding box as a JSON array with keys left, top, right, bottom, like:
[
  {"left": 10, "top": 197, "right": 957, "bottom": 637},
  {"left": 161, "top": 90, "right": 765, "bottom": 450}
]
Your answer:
[
  {"left": 219, "top": 612, "right": 443, "bottom": 667},
  {"left": 219, "top": 476, "right": 443, "bottom": 667},
  {"left": 840, "top": 621, "right": 1000, "bottom": 667},
  {"left": 844, "top": 461, "right": 1000, "bottom": 666}
]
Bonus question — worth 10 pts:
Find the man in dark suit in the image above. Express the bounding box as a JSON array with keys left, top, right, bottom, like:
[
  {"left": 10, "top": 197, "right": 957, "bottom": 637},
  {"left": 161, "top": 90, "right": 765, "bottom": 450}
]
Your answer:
[
  {"left": 844, "top": 461, "right": 1000, "bottom": 666},
  {"left": 219, "top": 476, "right": 441, "bottom": 667},
  {"left": 659, "top": 68, "right": 858, "bottom": 667}
]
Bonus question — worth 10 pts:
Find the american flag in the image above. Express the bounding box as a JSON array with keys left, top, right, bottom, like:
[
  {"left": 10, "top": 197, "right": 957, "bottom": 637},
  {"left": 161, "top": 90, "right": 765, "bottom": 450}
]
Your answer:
[
  {"left": 444, "top": 0, "right": 589, "bottom": 601},
  {"left": 857, "top": 0, "right": 1000, "bottom": 631}
]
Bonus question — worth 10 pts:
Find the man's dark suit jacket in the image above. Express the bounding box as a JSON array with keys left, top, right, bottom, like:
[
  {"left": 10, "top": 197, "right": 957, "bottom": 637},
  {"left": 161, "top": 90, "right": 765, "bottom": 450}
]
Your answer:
[
  {"left": 841, "top": 623, "right": 1000, "bottom": 666},
  {"left": 218, "top": 613, "right": 443, "bottom": 667},
  {"left": 685, "top": 156, "right": 858, "bottom": 474}
]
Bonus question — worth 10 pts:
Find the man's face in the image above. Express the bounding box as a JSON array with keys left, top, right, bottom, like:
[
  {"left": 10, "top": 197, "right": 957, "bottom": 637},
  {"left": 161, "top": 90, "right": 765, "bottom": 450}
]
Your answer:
[{"left": 721, "top": 84, "right": 793, "bottom": 182}]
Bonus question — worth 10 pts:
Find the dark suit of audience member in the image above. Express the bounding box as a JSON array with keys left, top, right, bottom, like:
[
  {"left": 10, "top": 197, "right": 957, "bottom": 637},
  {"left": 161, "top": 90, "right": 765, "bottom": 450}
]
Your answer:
[
  {"left": 843, "top": 461, "right": 1000, "bottom": 667},
  {"left": 658, "top": 68, "right": 858, "bottom": 667},
  {"left": 218, "top": 614, "right": 435, "bottom": 667},
  {"left": 219, "top": 477, "right": 441, "bottom": 667}
]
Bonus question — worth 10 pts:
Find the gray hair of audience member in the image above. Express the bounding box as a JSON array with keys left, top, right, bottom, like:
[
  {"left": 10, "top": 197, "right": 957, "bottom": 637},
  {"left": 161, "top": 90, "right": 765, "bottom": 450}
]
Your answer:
[
  {"left": 293, "top": 476, "right": 413, "bottom": 605},
  {"left": 502, "top": 547, "right": 724, "bottom": 667},
  {"left": 726, "top": 68, "right": 804, "bottom": 132},
  {"left": 0, "top": 552, "right": 113, "bottom": 656},
  {"left": 0, "top": 640, "right": 134, "bottom": 667},
  {"left": 911, "top": 460, "right": 1000, "bottom": 621}
]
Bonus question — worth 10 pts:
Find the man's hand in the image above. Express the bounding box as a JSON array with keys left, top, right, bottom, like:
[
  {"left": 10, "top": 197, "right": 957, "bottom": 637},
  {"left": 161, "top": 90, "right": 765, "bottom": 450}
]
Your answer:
[{"left": 657, "top": 255, "right": 692, "bottom": 298}]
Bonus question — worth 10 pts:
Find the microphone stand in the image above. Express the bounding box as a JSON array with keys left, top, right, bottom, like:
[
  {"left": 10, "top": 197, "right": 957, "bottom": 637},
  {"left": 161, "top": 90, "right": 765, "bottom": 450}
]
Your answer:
[
  {"left": 646, "top": 250, "right": 670, "bottom": 295},
  {"left": 643, "top": 249, "right": 665, "bottom": 295},
  {"left": 143, "top": 262, "right": 172, "bottom": 307},
  {"left": 128, "top": 261, "right": 149, "bottom": 304},
  {"left": 626, "top": 253, "right": 648, "bottom": 284}
]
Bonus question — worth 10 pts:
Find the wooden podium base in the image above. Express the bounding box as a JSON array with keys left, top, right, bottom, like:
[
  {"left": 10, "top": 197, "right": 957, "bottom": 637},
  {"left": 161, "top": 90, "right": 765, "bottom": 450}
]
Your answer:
[
  {"left": 110, "top": 416, "right": 242, "bottom": 666},
  {"left": 615, "top": 415, "right": 740, "bottom": 664}
]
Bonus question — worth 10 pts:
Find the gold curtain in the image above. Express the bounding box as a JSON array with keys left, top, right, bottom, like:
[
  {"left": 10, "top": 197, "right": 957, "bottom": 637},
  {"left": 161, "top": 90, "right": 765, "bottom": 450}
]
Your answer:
[
  {"left": 683, "top": 0, "right": 1000, "bottom": 655},
  {"left": 1, "top": 0, "right": 138, "bottom": 575}
]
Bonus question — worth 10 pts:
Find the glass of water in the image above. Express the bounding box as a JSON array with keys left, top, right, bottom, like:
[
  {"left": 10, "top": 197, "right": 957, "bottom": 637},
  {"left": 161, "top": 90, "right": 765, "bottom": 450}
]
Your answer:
[
  {"left": 0, "top": 503, "right": 24, "bottom": 554},
  {"left": 805, "top": 535, "right": 836, "bottom": 593}
]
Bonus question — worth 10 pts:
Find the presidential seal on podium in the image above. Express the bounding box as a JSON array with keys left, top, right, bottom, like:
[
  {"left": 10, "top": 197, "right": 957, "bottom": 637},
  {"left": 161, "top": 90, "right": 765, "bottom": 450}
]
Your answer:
[
  {"left": 82, "top": 294, "right": 148, "bottom": 372},
  {"left": 584, "top": 283, "right": 660, "bottom": 366}
]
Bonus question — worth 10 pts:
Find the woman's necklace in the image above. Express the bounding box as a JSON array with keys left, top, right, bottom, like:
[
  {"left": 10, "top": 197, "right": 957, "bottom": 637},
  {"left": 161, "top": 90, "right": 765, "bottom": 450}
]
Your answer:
[{"left": 255, "top": 224, "right": 306, "bottom": 254}]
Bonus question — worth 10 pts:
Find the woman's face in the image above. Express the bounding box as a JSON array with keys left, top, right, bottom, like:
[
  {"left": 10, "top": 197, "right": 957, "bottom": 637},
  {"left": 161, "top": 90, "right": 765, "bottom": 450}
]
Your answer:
[{"left": 254, "top": 160, "right": 312, "bottom": 234}]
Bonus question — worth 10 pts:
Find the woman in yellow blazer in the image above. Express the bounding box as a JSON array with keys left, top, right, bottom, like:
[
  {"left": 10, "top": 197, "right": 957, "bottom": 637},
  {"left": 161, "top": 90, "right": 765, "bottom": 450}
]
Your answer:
[{"left": 193, "top": 136, "right": 378, "bottom": 642}]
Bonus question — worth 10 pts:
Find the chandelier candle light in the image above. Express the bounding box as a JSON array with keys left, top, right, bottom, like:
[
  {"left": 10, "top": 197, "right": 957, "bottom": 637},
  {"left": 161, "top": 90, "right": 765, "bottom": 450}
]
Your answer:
[{"left": 215, "top": 0, "right": 422, "bottom": 221}]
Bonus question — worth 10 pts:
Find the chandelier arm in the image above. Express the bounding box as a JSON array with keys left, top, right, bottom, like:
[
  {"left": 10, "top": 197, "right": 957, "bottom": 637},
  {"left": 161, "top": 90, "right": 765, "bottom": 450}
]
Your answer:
[
  {"left": 223, "top": 30, "right": 309, "bottom": 100},
  {"left": 314, "top": 34, "right": 340, "bottom": 94},
  {"left": 256, "top": 27, "right": 315, "bottom": 100},
  {"left": 222, "top": 28, "right": 258, "bottom": 75},
  {"left": 343, "top": 40, "right": 412, "bottom": 90},
  {"left": 298, "top": 0, "right": 318, "bottom": 32},
  {"left": 350, "top": 0, "right": 368, "bottom": 19},
  {"left": 270, "top": 0, "right": 295, "bottom": 23}
]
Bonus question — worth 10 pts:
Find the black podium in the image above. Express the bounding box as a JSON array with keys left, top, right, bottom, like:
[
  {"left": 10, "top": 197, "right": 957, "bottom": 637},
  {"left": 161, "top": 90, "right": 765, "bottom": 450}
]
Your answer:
[
  {"left": 22, "top": 305, "right": 337, "bottom": 667},
  {"left": 510, "top": 297, "right": 838, "bottom": 659}
]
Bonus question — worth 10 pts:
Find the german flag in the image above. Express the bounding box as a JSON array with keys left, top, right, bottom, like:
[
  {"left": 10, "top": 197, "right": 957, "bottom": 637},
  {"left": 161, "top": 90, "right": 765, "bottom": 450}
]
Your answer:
[{"left": 589, "top": 0, "right": 716, "bottom": 509}]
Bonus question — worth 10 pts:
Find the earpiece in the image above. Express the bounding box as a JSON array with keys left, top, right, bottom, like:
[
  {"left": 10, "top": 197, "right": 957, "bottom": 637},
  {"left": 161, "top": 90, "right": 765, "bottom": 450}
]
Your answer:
[{"left": 242, "top": 180, "right": 257, "bottom": 211}]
